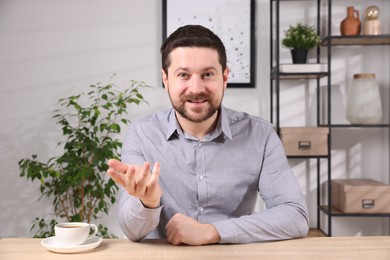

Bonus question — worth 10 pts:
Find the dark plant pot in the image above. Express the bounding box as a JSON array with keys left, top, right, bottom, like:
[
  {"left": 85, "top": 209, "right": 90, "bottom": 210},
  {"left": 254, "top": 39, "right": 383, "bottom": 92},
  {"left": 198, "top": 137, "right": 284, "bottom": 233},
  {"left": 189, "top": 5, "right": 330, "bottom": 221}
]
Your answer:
[{"left": 291, "top": 49, "right": 308, "bottom": 64}]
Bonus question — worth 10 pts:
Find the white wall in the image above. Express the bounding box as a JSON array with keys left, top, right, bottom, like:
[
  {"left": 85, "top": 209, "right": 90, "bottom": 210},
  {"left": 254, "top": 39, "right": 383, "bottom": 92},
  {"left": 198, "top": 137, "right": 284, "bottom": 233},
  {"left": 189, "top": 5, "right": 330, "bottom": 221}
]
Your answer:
[
  {"left": 0, "top": 0, "right": 267, "bottom": 238},
  {"left": 0, "top": 0, "right": 388, "bottom": 238}
]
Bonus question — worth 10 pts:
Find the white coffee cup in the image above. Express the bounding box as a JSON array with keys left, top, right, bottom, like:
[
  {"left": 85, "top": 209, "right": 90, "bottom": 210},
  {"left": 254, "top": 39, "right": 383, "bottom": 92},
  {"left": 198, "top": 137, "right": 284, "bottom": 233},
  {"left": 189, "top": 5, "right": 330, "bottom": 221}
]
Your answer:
[{"left": 54, "top": 222, "right": 98, "bottom": 246}]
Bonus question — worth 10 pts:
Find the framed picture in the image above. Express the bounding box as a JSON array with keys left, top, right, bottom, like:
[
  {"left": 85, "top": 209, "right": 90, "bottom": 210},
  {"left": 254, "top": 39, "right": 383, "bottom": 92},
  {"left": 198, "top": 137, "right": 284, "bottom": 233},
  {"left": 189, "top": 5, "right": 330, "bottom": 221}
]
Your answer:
[{"left": 162, "top": 0, "right": 255, "bottom": 88}]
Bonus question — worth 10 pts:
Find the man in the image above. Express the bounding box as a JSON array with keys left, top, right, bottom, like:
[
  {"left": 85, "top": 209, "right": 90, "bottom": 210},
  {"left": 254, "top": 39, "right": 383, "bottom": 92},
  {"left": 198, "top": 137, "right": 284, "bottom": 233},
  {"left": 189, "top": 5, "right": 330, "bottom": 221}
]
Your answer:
[{"left": 107, "top": 25, "right": 309, "bottom": 245}]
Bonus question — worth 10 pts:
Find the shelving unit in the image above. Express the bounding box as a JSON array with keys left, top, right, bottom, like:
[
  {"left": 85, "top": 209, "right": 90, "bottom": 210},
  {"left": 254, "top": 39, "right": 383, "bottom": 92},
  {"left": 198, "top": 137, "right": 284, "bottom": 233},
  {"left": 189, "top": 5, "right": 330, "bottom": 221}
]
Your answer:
[{"left": 270, "top": 0, "right": 390, "bottom": 236}]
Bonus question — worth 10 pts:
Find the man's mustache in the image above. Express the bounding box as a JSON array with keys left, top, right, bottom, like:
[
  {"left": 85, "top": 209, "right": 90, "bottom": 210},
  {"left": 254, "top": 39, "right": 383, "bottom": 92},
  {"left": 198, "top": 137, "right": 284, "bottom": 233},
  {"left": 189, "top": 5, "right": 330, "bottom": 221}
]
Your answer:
[{"left": 183, "top": 92, "right": 211, "bottom": 102}]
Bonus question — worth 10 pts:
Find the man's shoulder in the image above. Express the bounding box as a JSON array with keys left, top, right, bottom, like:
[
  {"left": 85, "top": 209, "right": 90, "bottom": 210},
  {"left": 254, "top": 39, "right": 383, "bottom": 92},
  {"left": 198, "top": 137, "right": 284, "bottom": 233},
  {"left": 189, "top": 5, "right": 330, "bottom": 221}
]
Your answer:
[
  {"left": 224, "top": 107, "right": 272, "bottom": 128},
  {"left": 128, "top": 109, "right": 170, "bottom": 128}
]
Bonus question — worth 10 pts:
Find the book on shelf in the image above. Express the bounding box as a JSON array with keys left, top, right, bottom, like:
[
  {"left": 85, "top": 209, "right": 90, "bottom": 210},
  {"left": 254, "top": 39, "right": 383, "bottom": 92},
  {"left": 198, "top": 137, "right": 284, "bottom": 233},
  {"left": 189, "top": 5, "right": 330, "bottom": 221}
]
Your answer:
[{"left": 279, "top": 63, "right": 328, "bottom": 73}]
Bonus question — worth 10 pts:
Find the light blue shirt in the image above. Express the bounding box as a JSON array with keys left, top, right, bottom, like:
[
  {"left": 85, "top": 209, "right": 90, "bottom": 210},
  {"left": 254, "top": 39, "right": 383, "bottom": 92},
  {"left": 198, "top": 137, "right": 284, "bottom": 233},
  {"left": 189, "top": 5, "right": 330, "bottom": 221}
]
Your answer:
[{"left": 118, "top": 106, "right": 309, "bottom": 244}]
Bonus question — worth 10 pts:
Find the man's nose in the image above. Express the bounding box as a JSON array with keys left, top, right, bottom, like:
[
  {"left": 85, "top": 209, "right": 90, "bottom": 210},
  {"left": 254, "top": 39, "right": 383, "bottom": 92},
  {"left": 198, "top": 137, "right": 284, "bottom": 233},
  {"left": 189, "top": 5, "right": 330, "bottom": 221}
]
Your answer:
[{"left": 188, "top": 76, "right": 204, "bottom": 93}]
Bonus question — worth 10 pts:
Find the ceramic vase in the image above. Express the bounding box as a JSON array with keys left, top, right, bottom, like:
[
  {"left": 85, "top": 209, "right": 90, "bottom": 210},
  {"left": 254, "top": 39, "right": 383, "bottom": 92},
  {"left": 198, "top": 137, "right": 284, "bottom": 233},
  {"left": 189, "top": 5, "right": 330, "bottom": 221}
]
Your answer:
[
  {"left": 346, "top": 73, "right": 383, "bottom": 124},
  {"left": 340, "top": 6, "right": 361, "bottom": 36}
]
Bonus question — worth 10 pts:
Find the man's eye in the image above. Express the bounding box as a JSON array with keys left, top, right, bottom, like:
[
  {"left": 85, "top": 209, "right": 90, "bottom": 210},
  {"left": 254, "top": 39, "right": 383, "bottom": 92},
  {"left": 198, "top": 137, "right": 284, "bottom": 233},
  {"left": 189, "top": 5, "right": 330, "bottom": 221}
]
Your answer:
[
  {"left": 202, "top": 73, "right": 214, "bottom": 79},
  {"left": 178, "top": 73, "right": 189, "bottom": 78}
]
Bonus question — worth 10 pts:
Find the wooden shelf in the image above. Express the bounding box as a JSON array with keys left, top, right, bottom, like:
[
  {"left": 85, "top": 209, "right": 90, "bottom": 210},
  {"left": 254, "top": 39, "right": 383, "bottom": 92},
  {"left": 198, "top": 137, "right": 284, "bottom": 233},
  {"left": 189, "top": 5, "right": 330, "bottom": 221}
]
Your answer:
[
  {"left": 321, "top": 34, "right": 390, "bottom": 46},
  {"left": 318, "top": 124, "right": 390, "bottom": 128},
  {"left": 307, "top": 228, "right": 326, "bottom": 237},
  {"left": 271, "top": 68, "right": 328, "bottom": 80},
  {"left": 272, "top": 73, "right": 328, "bottom": 80},
  {"left": 320, "top": 206, "right": 390, "bottom": 217},
  {"left": 287, "top": 155, "right": 328, "bottom": 159}
]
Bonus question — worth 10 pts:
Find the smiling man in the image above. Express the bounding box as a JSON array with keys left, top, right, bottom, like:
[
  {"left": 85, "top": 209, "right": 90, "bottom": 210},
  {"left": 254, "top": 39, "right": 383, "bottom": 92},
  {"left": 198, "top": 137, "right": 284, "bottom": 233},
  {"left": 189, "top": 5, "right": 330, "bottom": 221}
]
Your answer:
[{"left": 107, "top": 25, "right": 309, "bottom": 245}]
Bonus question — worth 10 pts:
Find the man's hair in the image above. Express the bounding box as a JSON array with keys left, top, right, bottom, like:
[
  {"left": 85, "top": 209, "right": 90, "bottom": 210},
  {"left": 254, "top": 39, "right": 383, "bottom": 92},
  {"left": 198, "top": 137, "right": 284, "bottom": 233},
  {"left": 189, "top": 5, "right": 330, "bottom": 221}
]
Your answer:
[{"left": 160, "top": 25, "right": 227, "bottom": 74}]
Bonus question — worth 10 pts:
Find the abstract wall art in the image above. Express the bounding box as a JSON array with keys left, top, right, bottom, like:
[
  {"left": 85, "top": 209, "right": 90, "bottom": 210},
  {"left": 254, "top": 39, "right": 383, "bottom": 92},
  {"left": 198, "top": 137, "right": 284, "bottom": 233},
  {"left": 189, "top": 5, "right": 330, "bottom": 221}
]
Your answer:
[{"left": 162, "top": 0, "right": 255, "bottom": 88}]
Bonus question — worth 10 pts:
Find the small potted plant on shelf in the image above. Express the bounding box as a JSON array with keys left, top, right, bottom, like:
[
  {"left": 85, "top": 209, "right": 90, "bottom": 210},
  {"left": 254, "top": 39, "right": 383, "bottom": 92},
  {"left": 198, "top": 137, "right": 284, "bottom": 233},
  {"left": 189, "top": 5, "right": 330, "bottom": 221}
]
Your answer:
[{"left": 282, "top": 23, "right": 321, "bottom": 64}]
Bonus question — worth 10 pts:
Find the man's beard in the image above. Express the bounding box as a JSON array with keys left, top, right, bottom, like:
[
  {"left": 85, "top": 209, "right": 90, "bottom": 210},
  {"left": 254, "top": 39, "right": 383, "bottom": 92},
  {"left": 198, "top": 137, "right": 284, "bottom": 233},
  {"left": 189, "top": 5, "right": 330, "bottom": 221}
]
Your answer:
[{"left": 170, "top": 92, "right": 221, "bottom": 123}]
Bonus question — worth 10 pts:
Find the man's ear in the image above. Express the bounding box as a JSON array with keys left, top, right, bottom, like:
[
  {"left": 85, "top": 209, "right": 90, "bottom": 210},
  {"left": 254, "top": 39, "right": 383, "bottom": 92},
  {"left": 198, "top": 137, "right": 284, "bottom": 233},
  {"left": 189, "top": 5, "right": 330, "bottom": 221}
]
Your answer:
[
  {"left": 161, "top": 69, "right": 169, "bottom": 91},
  {"left": 223, "top": 67, "right": 230, "bottom": 90}
]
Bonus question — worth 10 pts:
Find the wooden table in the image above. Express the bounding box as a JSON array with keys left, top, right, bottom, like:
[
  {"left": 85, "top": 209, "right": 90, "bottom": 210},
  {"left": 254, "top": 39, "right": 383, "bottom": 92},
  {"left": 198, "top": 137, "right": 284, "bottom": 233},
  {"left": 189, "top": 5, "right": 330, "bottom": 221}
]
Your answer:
[{"left": 1, "top": 236, "right": 390, "bottom": 260}]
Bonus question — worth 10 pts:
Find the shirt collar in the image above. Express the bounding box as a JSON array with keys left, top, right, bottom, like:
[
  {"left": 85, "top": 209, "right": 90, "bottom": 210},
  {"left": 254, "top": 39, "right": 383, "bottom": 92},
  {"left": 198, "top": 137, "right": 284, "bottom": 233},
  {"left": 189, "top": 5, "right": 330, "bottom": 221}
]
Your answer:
[
  {"left": 165, "top": 105, "right": 232, "bottom": 141},
  {"left": 166, "top": 109, "right": 179, "bottom": 140},
  {"left": 218, "top": 105, "right": 233, "bottom": 140}
]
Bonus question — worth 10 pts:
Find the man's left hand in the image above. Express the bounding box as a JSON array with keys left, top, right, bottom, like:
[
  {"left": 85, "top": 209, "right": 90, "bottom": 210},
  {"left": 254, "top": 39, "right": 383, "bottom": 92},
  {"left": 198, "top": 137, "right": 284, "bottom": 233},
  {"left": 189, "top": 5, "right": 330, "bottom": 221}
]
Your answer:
[{"left": 165, "top": 213, "right": 221, "bottom": 245}]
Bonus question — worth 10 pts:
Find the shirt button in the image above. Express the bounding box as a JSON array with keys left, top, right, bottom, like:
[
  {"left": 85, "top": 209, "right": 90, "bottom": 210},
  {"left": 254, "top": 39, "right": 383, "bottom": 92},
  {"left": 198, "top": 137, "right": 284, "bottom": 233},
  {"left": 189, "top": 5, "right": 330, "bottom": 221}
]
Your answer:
[
  {"left": 198, "top": 142, "right": 202, "bottom": 146},
  {"left": 199, "top": 207, "right": 204, "bottom": 212},
  {"left": 199, "top": 175, "right": 204, "bottom": 180}
]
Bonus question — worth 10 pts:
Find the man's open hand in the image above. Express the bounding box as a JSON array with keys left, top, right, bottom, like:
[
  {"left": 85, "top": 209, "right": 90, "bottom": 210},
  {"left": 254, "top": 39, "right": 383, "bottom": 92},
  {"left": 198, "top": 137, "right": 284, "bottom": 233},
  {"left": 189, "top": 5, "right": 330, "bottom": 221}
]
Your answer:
[{"left": 107, "top": 159, "right": 162, "bottom": 208}]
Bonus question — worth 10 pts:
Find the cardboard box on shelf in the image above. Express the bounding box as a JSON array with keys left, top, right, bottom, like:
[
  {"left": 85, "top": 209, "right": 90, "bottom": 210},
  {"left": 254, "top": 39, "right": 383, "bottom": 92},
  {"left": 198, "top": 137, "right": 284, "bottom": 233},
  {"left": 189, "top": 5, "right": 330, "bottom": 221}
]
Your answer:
[
  {"left": 332, "top": 178, "right": 390, "bottom": 213},
  {"left": 280, "top": 127, "right": 329, "bottom": 156}
]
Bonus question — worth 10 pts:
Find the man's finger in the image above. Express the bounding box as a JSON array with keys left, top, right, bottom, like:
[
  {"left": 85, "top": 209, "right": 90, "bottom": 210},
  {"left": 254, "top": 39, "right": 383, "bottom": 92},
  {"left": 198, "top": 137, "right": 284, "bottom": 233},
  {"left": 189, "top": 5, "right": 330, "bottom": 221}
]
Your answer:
[
  {"left": 165, "top": 222, "right": 174, "bottom": 244},
  {"left": 165, "top": 213, "right": 179, "bottom": 237},
  {"left": 135, "top": 162, "right": 151, "bottom": 190},
  {"left": 107, "top": 168, "right": 125, "bottom": 187},
  {"left": 149, "top": 162, "right": 160, "bottom": 187},
  {"left": 107, "top": 159, "right": 129, "bottom": 173},
  {"left": 124, "top": 166, "right": 137, "bottom": 194}
]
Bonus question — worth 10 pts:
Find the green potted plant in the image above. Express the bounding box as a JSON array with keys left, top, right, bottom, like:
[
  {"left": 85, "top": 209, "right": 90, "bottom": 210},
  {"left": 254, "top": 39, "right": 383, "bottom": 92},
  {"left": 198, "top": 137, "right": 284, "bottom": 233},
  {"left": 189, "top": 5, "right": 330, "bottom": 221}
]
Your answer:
[
  {"left": 282, "top": 23, "right": 321, "bottom": 64},
  {"left": 19, "top": 76, "right": 149, "bottom": 238}
]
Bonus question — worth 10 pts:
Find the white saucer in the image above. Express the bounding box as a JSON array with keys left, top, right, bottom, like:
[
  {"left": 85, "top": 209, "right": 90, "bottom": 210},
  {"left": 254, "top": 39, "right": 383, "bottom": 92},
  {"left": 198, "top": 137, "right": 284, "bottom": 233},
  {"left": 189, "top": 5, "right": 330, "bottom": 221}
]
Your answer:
[{"left": 41, "top": 236, "right": 102, "bottom": 254}]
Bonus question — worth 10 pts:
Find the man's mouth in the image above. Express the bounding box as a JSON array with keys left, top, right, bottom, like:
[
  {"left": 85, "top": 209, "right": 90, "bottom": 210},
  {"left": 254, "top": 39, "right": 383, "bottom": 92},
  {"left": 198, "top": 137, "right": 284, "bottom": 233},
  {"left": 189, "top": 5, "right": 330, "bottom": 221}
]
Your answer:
[
  {"left": 188, "top": 99, "right": 207, "bottom": 103},
  {"left": 183, "top": 93, "right": 210, "bottom": 105}
]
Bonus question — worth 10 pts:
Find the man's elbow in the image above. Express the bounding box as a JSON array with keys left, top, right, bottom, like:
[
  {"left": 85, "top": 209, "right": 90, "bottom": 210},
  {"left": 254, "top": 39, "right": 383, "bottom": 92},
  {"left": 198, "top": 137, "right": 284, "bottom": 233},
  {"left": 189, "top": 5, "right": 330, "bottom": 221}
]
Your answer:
[{"left": 294, "top": 207, "right": 310, "bottom": 238}]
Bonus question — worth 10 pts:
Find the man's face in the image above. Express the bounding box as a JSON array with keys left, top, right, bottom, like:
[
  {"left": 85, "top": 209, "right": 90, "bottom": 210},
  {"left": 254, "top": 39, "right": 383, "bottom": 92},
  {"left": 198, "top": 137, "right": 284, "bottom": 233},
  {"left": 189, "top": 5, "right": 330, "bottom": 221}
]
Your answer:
[{"left": 162, "top": 47, "right": 229, "bottom": 123}]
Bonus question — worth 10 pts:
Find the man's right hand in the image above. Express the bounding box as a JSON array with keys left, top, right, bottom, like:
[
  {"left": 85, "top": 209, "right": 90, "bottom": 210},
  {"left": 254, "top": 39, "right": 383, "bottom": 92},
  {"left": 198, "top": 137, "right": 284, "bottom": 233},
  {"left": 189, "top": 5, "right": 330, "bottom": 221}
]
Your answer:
[{"left": 107, "top": 159, "right": 162, "bottom": 208}]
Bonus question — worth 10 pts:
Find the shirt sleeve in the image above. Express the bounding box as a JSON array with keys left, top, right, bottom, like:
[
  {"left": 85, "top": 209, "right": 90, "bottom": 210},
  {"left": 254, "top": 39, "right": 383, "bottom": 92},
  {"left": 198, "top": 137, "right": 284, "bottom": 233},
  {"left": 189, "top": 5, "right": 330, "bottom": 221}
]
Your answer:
[
  {"left": 117, "top": 126, "right": 163, "bottom": 241},
  {"left": 117, "top": 188, "right": 163, "bottom": 241},
  {"left": 212, "top": 129, "right": 309, "bottom": 244}
]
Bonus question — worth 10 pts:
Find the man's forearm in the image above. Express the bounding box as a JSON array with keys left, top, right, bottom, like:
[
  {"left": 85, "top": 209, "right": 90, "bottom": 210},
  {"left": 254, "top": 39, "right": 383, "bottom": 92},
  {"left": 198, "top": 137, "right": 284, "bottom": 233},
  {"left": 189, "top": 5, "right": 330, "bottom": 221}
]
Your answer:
[
  {"left": 118, "top": 189, "right": 162, "bottom": 241},
  {"left": 212, "top": 202, "right": 309, "bottom": 244}
]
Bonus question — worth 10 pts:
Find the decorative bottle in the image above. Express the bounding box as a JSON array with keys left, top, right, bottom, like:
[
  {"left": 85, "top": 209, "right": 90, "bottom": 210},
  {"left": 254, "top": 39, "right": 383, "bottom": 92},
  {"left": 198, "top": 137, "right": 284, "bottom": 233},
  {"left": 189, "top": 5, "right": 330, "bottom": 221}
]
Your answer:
[
  {"left": 340, "top": 6, "right": 361, "bottom": 36},
  {"left": 346, "top": 73, "right": 383, "bottom": 124}
]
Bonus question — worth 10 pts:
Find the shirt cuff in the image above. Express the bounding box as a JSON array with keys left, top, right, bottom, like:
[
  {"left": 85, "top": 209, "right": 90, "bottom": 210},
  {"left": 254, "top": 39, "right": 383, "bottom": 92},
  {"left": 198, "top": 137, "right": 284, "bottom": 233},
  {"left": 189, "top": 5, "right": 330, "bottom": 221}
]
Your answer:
[
  {"left": 131, "top": 198, "right": 163, "bottom": 219},
  {"left": 212, "top": 219, "right": 248, "bottom": 244}
]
